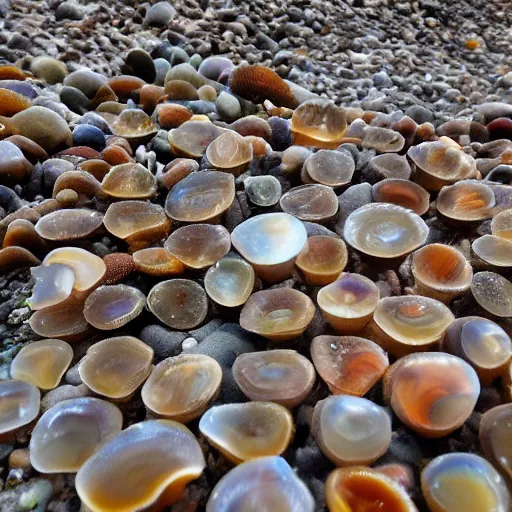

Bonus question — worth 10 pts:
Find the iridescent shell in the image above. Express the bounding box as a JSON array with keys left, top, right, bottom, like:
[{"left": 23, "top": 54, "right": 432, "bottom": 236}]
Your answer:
[
  {"left": 280, "top": 184, "right": 339, "bottom": 222},
  {"left": 471, "top": 271, "right": 512, "bottom": 318},
  {"left": 302, "top": 149, "right": 355, "bottom": 187},
  {"left": 372, "top": 179, "right": 430, "bottom": 215},
  {"left": 0, "top": 380, "right": 40, "bottom": 435},
  {"left": 28, "top": 263, "right": 75, "bottom": 310},
  {"left": 101, "top": 162, "right": 157, "bottom": 199},
  {"left": 132, "top": 247, "right": 185, "bottom": 276},
  {"left": 35, "top": 209, "right": 103, "bottom": 241},
  {"left": 311, "top": 335, "right": 389, "bottom": 396},
  {"left": 437, "top": 181, "right": 495, "bottom": 222},
  {"left": 205, "top": 131, "right": 253, "bottom": 175},
  {"left": 109, "top": 108, "right": 158, "bottom": 142},
  {"left": 491, "top": 209, "right": 512, "bottom": 240},
  {"left": 472, "top": 235, "right": 512, "bottom": 267},
  {"left": 168, "top": 120, "right": 224, "bottom": 158}
]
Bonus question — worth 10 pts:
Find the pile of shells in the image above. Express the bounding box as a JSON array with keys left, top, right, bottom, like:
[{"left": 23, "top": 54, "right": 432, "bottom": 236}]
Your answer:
[{"left": 0, "top": 52, "right": 511, "bottom": 512}]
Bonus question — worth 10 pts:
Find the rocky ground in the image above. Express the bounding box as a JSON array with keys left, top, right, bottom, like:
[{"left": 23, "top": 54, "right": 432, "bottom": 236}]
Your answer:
[{"left": 0, "top": 0, "right": 511, "bottom": 511}]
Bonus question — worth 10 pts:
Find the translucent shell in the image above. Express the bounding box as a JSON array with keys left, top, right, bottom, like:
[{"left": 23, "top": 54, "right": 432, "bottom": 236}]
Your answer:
[
  {"left": 437, "top": 181, "right": 495, "bottom": 222},
  {"left": 206, "top": 456, "right": 315, "bottom": 512},
  {"left": 29, "top": 296, "right": 90, "bottom": 340},
  {"left": 132, "top": 247, "right": 185, "bottom": 276},
  {"left": 326, "top": 467, "right": 418, "bottom": 512},
  {"left": 0, "top": 380, "right": 40, "bottom": 435},
  {"left": 407, "top": 140, "right": 478, "bottom": 190},
  {"left": 28, "top": 263, "right": 75, "bottom": 310},
  {"left": 204, "top": 255, "right": 255, "bottom": 307},
  {"left": 165, "top": 171, "right": 235, "bottom": 222},
  {"left": 109, "top": 108, "right": 158, "bottom": 142},
  {"left": 79, "top": 336, "right": 154, "bottom": 400},
  {"left": 372, "top": 179, "right": 430, "bottom": 215},
  {"left": 491, "top": 208, "right": 512, "bottom": 240},
  {"left": 442, "top": 317, "right": 512, "bottom": 385},
  {"left": 421, "top": 453, "right": 510, "bottom": 512},
  {"left": 362, "top": 126, "right": 405, "bottom": 153},
  {"left": 295, "top": 236, "right": 348, "bottom": 285},
  {"left": 43, "top": 247, "right": 106, "bottom": 293},
  {"left": 232, "top": 350, "right": 315, "bottom": 408},
  {"left": 371, "top": 296, "right": 455, "bottom": 356},
  {"left": 147, "top": 279, "right": 208, "bottom": 330},
  {"left": 103, "top": 200, "right": 171, "bottom": 248},
  {"left": 480, "top": 404, "right": 512, "bottom": 485},
  {"left": 10, "top": 339, "right": 73, "bottom": 390},
  {"left": 206, "top": 131, "right": 253, "bottom": 175},
  {"left": 164, "top": 224, "right": 231, "bottom": 269},
  {"left": 383, "top": 352, "right": 480, "bottom": 437},
  {"left": 101, "top": 163, "right": 157, "bottom": 199},
  {"left": 344, "top": 204, "right": 429, "bottom": 259},
  {"left": 471, "top": 272, "right": 512, "bottom": 318},
  {"left": 0, "top": 246, "right": 41, "bottom": 273},
  {"left": 311, "top": 335, "right": 389, "bottom": 396},
  {"left": 280, "top": 184, "right": 339, "bottom": 222},
  {"left": 199, "top": 402, "right": 294, "bottom": 464},
  {"left": 302, "top": 149, "right": 355, "bottom": 187},
  {"left": 317, "top": 273, "right": 380, "bottom": 333},
  {"left": 231, "top": 213, "right": 307, "bottom": 282},
  {"left": 76, "top": 420, "right": 206, "bottom": 512},
  {"left": 312, "top": 395, "right": 392, "bottom": 466},
  {"left": 29, "top": 398, "right": 123, "bottom": 473},
  {"left": 141, "top": 354, "right": 222, "bottom": 422},
  {"left": 244, "top": 176, "right": 282, "bottom": 207},
  {"left": 168, "top": 120, "right": 224, "bottom": 158},
  {"left": 411, "top": 244, "right": 473, "bottom": 303},
  {"left": 35, "top": 209, "right": 103, "bottom": 241},
  {"left": 472, "top": 235, "right": 512, "bottom": 267},
  {"left": 83, "top": 285, "right": 146, "bottom": 330},
  {"left": 239, "top": 288, "right": 315, "bottom": 341},
  {"left": 291, "top": 99, "right": 347, "bottom": 148},
  {"left": 370, "top": 153, "right": 412, "bottom": 181}
]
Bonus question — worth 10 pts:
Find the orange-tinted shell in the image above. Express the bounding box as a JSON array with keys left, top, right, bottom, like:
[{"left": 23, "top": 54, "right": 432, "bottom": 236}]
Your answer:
[
  {"left": 0, "top": 89, "right": 32, "bottom": 117},
  {"left": 101, "top": 145, "right": 134, "bottom": 165},
  {"left": 133, "top": 248, "right": 186, "bottom": 276},
  {"left": 108, "top": 76, "right": 146, "bottom": 98},
  {"left": 229, "top": 66, "right": 298, "bottom": 109},
  {"left": 0, "top": 65, "right": 27, "bottom": 81},
  {"left": 153, "top": 104, "right": 193, "bottom": 130}
]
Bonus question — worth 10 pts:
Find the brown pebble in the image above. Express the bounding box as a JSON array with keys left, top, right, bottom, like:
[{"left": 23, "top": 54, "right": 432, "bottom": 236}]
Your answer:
[
  {"left": 9, "top": 448, "right": 32, "bottom": 472},
  {"left": 55, "top": 188, "right": 79, "bottom": 207}
]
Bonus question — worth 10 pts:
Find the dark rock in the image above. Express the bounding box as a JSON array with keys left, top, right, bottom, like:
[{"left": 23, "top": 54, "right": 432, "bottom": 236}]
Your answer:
[
  {"left": 139, "top": 324, "right": 187, "bottom": 360},
  {"left": 72, "top": 124, "right": 106, "bottom": 152},
  {"left": 55, "top": 1, "right": 84, "bottom": 21}
]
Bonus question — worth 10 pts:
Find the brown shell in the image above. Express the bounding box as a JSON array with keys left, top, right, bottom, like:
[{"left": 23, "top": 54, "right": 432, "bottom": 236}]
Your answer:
[
  {"left": 0, "top": 65, "right": 27, "bottom": 81},
  {"left": 107, "top": 76, "right": 146, "bottom": 98},
  {"left": 0, "top": 89, "right": 31, "bottom": 117},
  {"left": 153, "top": 104, "right": 193, "bottom": 130},
  {"left": 102, "top": 253, "right": 135, "bottom": 285},
  {"left": 229, "top": 66, "right": 298, "bottom": 109}
]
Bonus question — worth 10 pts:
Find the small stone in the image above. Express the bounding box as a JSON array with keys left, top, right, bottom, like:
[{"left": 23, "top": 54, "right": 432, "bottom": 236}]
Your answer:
[
  {"left": 72, "top": 124, "right": 106, "bottom": 152},
  {"left": 139, "top": 324, "right": 187, "bottom": 359},
  {"left": 40, "top": 384, "right": 90, "bottom": 413},
  {"left": 144, "top": 1, "right": 176, "bottom": 26},
  {"left": 8, "top": 449, "right": 31, "bottom": 472},
  {"left": 216, "top": 91, "right": 242, "bottom": 121},
  {"left": 55, "top": 1, "right": 84, "bottom": 20},
  {"left": 182, "top": 337, "right": 198, "bottom": 350},
  {"left": 30, "top": 57, "right": 68, "bottom": 85}
]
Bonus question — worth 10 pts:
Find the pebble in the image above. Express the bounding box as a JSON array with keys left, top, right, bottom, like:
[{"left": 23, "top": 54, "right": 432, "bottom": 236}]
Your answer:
[
  {"left": 139, "top": 324, "right": 188, "bottom": 359},
  {"left": 215, "top": 91, "right": 242, "bottom": 121},
  {"left": 72, "top": 124, "right": 106, "bottom": 152},
  {"left": 144, "top": 1, "right": 176, "bottom": 27}
]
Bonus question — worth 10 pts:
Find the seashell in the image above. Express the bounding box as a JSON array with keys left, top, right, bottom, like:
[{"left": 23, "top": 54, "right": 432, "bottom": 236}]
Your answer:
[
  {"left": 281, "top": 145, "right": 312, "bottom": 174},
  {"left": 302, "top": 149, "right": 355, "bottom": 187},
  {"left": 29, "top": 398, "right": 122, "bottom": 474},
  {"left": 326, "top": 467, "right": 418, "bottom": 512},
  {"left": 344, "top": 203, "right": 429, "bottom": 259},
  {"left": 291, "top": 98, "right": 347, "bottom": 148},
  {"left": 29, "top": 295, "right": 90, "bottom": 341},
  {"left": 206, "top": 456, "right": 314, "bottom": 512},
  {"left": 52, "top": 170, "right": 104, "bottom": 200},
  {"left": 408, "top": 140, "right": 478, "bottom": 191},
  {"left": 42, "top": 247, "right": 106, "bottom": 293},
  {"left": 76, "top": 420, "right": 205, "bottom": 512},
  {"left": 442, "top": 316, "right": 512, "bottom": 385},
  {"left": 233, "top": 350, "right": 315, "bottom": 408},
  {"left": 101, "top": 162, "right": 157, "bottom": 199},
  {"left": 164, "top": 171, "right": 235, "bottom": 222},
  {"left": 437, "top": 181, "right": 495, "bottom": 223},
  {"left": 168, "top": 120, "right": 224, "bottom": 158},
  {"left": 374, "top": 464, "right": 415, "bottom": 491},
  {"left": 230, "top": 116, "right": 272, "bottom": 140},
  {"left": 3, "top": 219, "right": 46, "bottom": 255},
  {"left": 0, "top": 380, "right": 40, "bottom": 435},
  {"left": 4, "top": 134, "right": 48, "bottom": 164},
  {"left": 244, "top": 175, "right": 282, "bottom": 206},
  {"left": 10, "top": 339, "right": 73, "bottom": 390},
  {"left": 107, "top": 75, "right": 146, "bottom": 99},
  {"left": 0, "top": 140, "right": 33, "bottom": 182},
  {"left": 101, "top": 144, "right": 133, "bottom": 166},
  {"left": 0, "top": 65, "right": 28, "bottom": 81},
  {"left": 471, "top": 271, "right": 512, "bottom": 318},
  {"left": 228, "top": 65, "right": 297, "bottom": 109},
  {"left": 138, "top": 84, "right": 166, "bottom": 112},
  {"left": 362, "top": 126, "right": 405, "bottom": 153},
  {"left": 199, "top": 402, "right": 294, "bottom": 463},
  {"left": 383, "top": 352, "right": 480, "bottom": 437},
  {"left": 164, "top": 224, "right": 231, "bottom": 269},
  {"left": 421, "top": 453, "right": 510, "bottom": 512},
  {"left": 204, "top": 255, "right": 255, "bottom": 307},
  {"left": 372, "top": 179, "right": 430, "bottom": 215},
  {"left": 369, "top": 295, "right": 454, "bottom": 356},
  {"left": 480, "top": 403, "right": 512, "bottom": 486},
  {"left": 295, "top": 236, "right": 348, "bottom": 285},
  {"left": 411, "top": 243, "right": 473, "bottom": 303},
  {"left": 147, "top": 279, "right": 208, "bottom": 330},
  {"left": 152, "top": 103, "right": 193, "bottom": 130},
  {"left": 103, "top": 200, "right": 171, "bottom": 250},
  {"left": 472, "top": 235, "right": 512, "bottom": 267},
  {"left": 159, "top": 158, "right": 199, "bottom": 189},
  {"left": 109, "top": 108, "right": 158, "bottom": 143},
  {"left": 317, "top": 273, "right": 380, "bottom": 333},
  {"left": 239, "top": 288, "right": 315, "bottom": 341},
  {"left": 280, "top": 184, "right": 339, "bottom": 223},
  {"left": 164, "top": 79, "right": 198, "bottom": 100},
  {"left": 83, "top": 284, "right": 146, "bottom": 330},
  {"left": 79, "top": 159, "right": 111, "bottom": 180},
  {"left": 205, "top": 131, "right": 253, "bottom": 175},
  {"left": 133, "top": 247, "right": 185, "bottom": 276},
  {"left": 312, "top": 395, "right": 392, "bottom": 466},
  {"left": 491, "top": 208, "right": 512, "bottom": 239},
  {"left": 0, "top": 88, "right": 32, "bottom": 117},
  {"left": 0, "top": 246, "right": 40, "bottom": 273},
  {"left": 311, "top": 335, "right": 388, "bottom": 396},
  {"left": 28, "top": 263, "right": 74, "bottom": 310},
  {"left": 141, "top": 354, "right": 222, "bottom": 422},
  {"left": 79, "top": 336, "right": 153, "bottom": 400},
  {"left": 35, "top": 209, "right": 103, "bottom": 241},
  {"left": 368, "top": 153, "right": 412, "bottom": 181},
  {"left": 102, "top": 253, "right": 134, "bottom": 285}
]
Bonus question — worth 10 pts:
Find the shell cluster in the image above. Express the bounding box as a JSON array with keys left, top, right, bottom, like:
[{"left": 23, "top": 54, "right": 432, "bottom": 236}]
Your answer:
[{"left": 0, "top": 47, "right": 511, "bottom": 512}]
